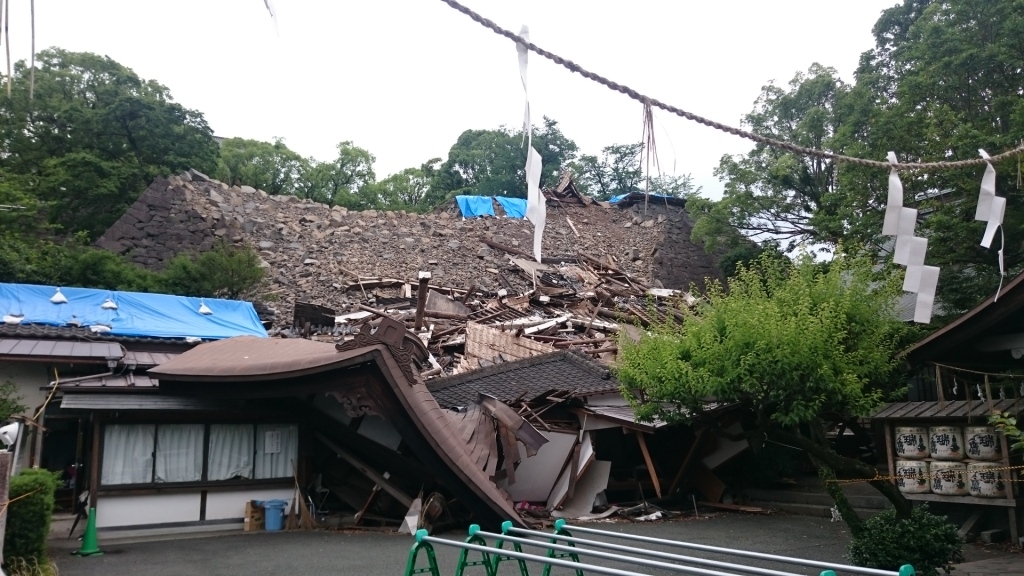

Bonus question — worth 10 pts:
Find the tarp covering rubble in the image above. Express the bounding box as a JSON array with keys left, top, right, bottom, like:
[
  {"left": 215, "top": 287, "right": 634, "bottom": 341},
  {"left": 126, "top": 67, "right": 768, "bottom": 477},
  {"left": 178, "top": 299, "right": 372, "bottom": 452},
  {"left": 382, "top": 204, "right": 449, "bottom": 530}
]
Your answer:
[{"left": 0, "top": 283, "right": 267, "bottom": 340}]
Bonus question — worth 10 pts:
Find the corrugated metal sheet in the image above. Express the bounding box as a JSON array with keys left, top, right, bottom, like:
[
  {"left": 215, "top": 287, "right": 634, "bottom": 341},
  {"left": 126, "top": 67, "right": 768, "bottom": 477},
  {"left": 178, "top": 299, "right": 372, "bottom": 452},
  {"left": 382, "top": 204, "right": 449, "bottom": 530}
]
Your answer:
[
  {"left": 0, "top": 338, "right": 123, "bottom": 361},
  {"left": 60, "top": 394, "right": 235, "bottom": 411},
  {"left": 57, "top": 374, "right": 159, "bottom": 390},
  {"left": 121, "top": 351, "right": 178, "bottom": 367}
]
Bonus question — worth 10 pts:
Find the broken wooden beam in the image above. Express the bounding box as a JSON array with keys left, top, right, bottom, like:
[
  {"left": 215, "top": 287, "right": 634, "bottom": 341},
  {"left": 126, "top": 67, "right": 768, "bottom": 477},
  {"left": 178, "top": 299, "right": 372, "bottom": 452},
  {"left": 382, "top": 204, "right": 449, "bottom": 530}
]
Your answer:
[
  {"left": 315, "top": 432, "right": 414, "bottom": 508},
  {"left": 633, "top": 429, "right": 662, "bottom": 499},
  {"left": 415, "top": 271, "right": 431, "bottom": 331}
]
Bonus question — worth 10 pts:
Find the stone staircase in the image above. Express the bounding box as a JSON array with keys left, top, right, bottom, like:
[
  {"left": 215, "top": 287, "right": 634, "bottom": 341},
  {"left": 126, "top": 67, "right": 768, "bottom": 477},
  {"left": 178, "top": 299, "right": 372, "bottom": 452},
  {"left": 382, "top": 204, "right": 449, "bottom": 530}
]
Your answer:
[{"left": 739, "top": 475, "right": 892, "bottom": 519}]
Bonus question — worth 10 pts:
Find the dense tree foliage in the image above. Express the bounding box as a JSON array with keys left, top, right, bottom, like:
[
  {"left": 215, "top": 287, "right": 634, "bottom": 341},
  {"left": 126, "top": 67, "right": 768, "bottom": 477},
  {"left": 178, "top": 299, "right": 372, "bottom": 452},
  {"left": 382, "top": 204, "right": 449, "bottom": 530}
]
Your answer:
[
  {"left": 695, "top": 0, "right": 1024, "bottom": 315},
  {"left": 216, "top": 137, "right": 305, "bottom": 195},
  {"left": 618, "top": 253, "right": 919, "bottom": 526},
  {"left": 0, "top": 48, "right": 219, "bottom": 239}
]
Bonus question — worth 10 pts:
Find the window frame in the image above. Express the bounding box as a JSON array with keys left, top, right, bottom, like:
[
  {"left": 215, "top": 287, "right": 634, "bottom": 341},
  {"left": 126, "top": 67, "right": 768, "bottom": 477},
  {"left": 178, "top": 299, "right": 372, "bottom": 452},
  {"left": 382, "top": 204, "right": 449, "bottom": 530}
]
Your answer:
[{"left": 97, "top": 420, "right": 300, "bottom": 492}]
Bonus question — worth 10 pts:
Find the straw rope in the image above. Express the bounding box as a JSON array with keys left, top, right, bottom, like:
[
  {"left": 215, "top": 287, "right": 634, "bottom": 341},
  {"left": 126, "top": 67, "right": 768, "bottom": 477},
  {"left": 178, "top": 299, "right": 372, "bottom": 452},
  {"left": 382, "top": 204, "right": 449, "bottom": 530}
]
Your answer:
[{"left": 437, "top": 0, "right": 1024, "bottom": 172}]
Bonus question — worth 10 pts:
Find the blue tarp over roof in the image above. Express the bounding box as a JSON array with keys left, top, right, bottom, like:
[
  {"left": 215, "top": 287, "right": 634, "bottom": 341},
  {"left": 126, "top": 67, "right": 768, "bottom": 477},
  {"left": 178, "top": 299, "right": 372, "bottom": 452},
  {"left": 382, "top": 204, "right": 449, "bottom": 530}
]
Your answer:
[
  {"left": 0, "top": 283, "right": 267, "bottom": 340},
  {"left": 609, "top": 193, "right": 675, "bottom": 204},
  {"left": 494, "top": 196, "right": 527, "bottom": 219},
  {"left": 455, "top": 195, "right": 496, "bottom": 218}
]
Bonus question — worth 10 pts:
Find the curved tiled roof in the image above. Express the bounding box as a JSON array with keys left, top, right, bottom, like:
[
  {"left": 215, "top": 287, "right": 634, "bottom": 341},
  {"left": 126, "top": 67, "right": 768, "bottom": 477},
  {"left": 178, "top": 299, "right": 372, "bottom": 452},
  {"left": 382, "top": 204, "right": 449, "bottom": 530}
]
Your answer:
[{"left": 428, "top": 350, "right": 620, "bottom": 408}]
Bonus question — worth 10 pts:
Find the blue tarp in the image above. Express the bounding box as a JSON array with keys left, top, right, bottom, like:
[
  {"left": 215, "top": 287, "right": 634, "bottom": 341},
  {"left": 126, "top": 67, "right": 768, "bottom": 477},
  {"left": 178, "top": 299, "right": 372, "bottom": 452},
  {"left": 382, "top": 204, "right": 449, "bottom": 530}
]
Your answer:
[
  {"left": 609, "top": 193, "right": 675, "bottom": 204},
  {"left": 0, "top": 283, "right": 267, "bottom": 340},
  {"left": 455, "top": 195, "right": 496, "bottom": 218},
  {"left": 494, "top": 196, "right": 527, "bottom": 219}
]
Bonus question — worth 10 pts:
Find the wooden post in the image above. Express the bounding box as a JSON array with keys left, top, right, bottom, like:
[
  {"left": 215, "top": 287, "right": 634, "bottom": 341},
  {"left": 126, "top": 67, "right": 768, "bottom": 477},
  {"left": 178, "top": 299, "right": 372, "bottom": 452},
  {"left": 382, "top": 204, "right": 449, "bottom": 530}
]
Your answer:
[
  {"left": 0, "top": 451, "right": 11, "bottom": 567},
  {"left": 935, "top": 364, "right": 946, "bottom": 409},
  {"left": 90, "top": 416, "right": 101, "bottom": 509},
  {"left": 633, "top": 430, "right": 662, "bottom": 499},
  {"left": 999, "top": 419, "right": 1019, "bottom": 546},
  {"left": 414, "top": 271, "right": 431, "bottom": 331}
]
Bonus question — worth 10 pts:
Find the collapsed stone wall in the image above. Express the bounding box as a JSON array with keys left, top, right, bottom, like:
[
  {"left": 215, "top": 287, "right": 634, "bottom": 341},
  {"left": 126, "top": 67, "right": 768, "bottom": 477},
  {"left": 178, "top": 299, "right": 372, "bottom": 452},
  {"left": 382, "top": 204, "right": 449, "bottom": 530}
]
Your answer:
[{"left": 96, "top": 170, "right": 723, "bottom": 320}]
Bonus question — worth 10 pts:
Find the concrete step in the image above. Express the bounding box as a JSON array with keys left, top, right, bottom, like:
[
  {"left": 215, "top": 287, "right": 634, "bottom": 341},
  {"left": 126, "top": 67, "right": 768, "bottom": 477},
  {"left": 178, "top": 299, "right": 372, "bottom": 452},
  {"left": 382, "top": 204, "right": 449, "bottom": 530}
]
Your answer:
[
  {"left": 749, "top": 501, "right": 889, "bottom": 520},
  {"left": 741, "top": 488, "right": 890, "bottom": 510}
]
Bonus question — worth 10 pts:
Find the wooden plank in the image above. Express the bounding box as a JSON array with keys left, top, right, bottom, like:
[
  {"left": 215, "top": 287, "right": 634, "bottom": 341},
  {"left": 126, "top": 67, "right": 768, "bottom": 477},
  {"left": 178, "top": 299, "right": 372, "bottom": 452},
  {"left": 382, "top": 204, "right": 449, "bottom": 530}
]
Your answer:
[
  {"left": 414, "top": 273, "right": 430, "bottom": 331},
  {"left": 314, "top": 433, "right": 413, "bottom": 508},
  {"left": 919, "top": 402, "right": 948, "bottom": 418},
  {"left": 634, "top": 430, "right": 662, "bottom": 499},
  {"left": 873, "top": 402, "right": 908, "bottom": 419},
  {"left": 883, "top": 422, "right": 896, "bottom": 488}
]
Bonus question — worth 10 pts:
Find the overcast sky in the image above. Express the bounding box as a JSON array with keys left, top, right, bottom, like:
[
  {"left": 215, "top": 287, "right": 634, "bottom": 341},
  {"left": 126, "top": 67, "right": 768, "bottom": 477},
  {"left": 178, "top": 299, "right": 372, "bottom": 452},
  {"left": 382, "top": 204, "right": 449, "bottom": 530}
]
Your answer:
[{"left": 7, "top": 0, "right": 898, "bottom": 198}]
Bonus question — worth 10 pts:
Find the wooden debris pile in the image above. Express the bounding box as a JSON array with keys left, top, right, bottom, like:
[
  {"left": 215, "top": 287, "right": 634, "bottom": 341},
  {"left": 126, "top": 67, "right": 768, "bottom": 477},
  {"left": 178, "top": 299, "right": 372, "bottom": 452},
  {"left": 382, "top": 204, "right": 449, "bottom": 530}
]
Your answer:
[{"left": 275, "top": 240, "right": 699, "bottom": 376}]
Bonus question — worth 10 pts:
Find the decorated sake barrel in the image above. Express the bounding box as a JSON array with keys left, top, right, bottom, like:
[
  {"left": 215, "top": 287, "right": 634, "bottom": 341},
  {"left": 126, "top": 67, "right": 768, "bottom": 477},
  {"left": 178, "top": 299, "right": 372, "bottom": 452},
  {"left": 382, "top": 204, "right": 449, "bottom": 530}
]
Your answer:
[
  {"left": 895, "top": 460, "right": 930, "bottom": 494},
  {"left": 930, "top": 461, "right": 968, "bottom": 496},
  {"left": 964, "top": 426, "right": 1001, "bottom": 461},
  {"left": 967, "top": 462, "right": 1007, "bottom": 498},
  {"left": 894, "top": 426, "right": 929, "bottom": 459},
  {"left": 929, "top": 426, "right": 964, "bottom": 460}
]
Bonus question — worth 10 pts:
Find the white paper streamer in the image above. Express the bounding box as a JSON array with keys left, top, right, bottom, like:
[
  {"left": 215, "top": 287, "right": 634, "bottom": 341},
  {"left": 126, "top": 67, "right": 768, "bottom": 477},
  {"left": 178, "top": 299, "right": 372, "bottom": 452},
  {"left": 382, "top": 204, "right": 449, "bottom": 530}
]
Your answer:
[
  {"left": 973, "top": 150, "right": 1006, "bottom": 300},
  {"left": 525, "top": 146, "right": 545, "bottom": 262},
  {"left": 882, "top": 152, "right": 904, "bottom": 235},
  {"left": 975, "top": 150, "right": 996, "bottom": 220},
  {"left": 517, "top": 25, "right": 545, "bottom": 263},
  {"left": 516, "top": 26, "right": 531, "bottom": 138},
  {"left": 879, "top": 151, "right": 938, "bottom": 323},
  {"left": 913, "top": 266, "right": 940, "bottom": 324}
]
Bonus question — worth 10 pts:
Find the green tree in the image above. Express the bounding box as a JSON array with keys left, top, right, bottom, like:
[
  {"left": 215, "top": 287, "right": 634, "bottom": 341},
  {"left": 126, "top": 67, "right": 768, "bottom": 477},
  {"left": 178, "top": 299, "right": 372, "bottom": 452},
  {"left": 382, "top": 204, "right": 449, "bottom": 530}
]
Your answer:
[
  {"left": 160, "top": 241, "right": 266, "bottom": 300},
  {"left": 0, "top": 48, "right": 219, "bottom": 238},
  {"left": 364, "top": 159, "right": 440, "bottom": 211},
  {"left": 840, "top": 0, "right": 1024, "bottom": 315},
  {"left": 618, "top": 252, "right": 918, "bottom": 530},
  {"left": 298, "top": 141, "right": 376, "bottom": 208},
  {"left": 692, "top": 65, "right": 850, "bottom": 253},
  {"left": 426, "top": 117, "right": 578, "bottom": 207},
  {"left": 215, "top": 137, "right": 306, "bottom": 195},
  {"left": 574, "top": 142, "right": 643, "bottom": 200},
  {"left": 693, "top": 2, "right": 1024, "bottom": 316}
]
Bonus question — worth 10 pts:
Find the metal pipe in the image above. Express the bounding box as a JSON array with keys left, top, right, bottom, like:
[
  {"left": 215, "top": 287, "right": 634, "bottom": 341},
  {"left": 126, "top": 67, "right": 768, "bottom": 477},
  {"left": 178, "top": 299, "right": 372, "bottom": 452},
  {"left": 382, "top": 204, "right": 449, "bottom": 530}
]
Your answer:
[
  {"left": 416, "top": 533, "right": 646, "bottom": 576},
  {"left": 496, "top": 528, "right": 802, "bottom": 576},
  {"left": 480, "top": 529, "right": 801, "bottom": 576},
  {"left": 554, "top": 522, "right": 904, "bottom": 576}
]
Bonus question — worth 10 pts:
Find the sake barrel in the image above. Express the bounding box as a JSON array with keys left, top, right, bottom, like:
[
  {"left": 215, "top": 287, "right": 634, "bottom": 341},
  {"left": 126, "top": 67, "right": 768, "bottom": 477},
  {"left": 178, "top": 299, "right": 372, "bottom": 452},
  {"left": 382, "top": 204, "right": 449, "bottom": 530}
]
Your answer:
[
  {"left": 964, "top": 426, "right": 1001, "bottom": 461},
  {"left": 967, "top": 462, "right": 1007, "bottom": 498},
  {"left": 929, "top": 426, "right": 964, "bottom": 460},
  {"left": 894, "top": 426, "right": 929, "bottom": 459},
  {"left": 930, "top": 461, "right": 968, "bottom": 496},
  {"left": 895, "top": 460, "right": 930, "bottom": 494}
]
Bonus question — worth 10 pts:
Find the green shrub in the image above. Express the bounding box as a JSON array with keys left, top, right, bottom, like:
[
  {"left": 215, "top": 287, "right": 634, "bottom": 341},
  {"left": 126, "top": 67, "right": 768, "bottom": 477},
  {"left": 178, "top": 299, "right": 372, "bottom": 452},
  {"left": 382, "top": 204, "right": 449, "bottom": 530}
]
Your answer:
[
  {"left": 849, "top": 505, "right": 963, "bottom": 576},
  {"left": 3, "top": 469, "right": 59, "bottom": 566}
]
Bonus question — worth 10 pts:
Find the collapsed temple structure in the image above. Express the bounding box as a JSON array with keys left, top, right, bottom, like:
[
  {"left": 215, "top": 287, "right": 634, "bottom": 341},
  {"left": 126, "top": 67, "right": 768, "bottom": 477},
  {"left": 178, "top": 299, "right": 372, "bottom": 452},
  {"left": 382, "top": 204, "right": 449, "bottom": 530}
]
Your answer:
[{"left": 0, "top": 170, "right": 748, "bottom": 536}]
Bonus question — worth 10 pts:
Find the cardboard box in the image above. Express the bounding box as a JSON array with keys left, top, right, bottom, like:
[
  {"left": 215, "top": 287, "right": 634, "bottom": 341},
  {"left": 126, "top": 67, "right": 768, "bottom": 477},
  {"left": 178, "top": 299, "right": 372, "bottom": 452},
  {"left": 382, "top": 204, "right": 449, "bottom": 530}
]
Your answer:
[{"left": 244, "top": 500, "right": 265, "bottom": 532}]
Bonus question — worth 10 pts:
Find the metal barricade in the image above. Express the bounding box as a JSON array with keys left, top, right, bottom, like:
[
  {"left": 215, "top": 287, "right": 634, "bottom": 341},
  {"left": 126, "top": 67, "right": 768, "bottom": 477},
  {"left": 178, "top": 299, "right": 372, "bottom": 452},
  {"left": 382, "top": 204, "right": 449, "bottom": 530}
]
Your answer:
[{"left": 402, "top": 519, "right": 918, "bottom": 576}]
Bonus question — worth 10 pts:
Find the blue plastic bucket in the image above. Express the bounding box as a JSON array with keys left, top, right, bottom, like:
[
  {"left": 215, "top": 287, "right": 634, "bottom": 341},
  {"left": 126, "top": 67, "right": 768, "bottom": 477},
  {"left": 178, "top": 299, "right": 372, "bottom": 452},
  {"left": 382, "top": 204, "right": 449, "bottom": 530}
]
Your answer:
[{"left": 262, "top": 499, "right": 288, "bottom": 531}]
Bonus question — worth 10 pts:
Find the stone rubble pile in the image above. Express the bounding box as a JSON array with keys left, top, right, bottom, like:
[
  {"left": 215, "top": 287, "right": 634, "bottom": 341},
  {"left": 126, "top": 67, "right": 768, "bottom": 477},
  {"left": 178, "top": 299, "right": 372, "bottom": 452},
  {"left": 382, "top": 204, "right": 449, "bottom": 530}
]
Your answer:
[{"left": 95, "top": 170, "right": 722, "bottom": 326}]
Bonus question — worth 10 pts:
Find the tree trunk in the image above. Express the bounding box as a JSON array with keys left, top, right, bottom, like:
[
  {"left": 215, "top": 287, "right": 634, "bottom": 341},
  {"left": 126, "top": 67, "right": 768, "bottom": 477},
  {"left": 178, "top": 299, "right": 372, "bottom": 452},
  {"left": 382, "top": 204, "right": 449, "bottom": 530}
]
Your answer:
[{"left": 768, "top": 428, "right": 912, "bottom": 520}]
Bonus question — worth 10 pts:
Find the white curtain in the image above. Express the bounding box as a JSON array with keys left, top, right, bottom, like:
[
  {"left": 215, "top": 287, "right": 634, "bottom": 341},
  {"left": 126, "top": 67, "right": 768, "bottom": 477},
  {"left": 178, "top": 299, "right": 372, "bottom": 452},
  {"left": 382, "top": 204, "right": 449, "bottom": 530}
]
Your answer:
[
  {"left": 101, "top": 424, "right": 155, "bottom": 485},
  {"left": 254, "top": 424, "right": 298, "bottom": 479},
  {"left": 208, "top": 424, "right": 254, "bottom": 481},
  {"left": 155, "top": 424, "right": 204, "bottom": 483}
]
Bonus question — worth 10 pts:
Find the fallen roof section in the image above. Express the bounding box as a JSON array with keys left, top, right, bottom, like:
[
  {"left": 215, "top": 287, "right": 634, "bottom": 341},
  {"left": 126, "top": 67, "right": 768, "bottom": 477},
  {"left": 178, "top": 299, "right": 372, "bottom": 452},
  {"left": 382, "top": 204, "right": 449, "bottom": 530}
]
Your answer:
[
  {"left": 428, "top": 350, "right": 620, "bottom": 409},
  {"left": 149, "top": 318, "right": 525, "bottom": 529}
]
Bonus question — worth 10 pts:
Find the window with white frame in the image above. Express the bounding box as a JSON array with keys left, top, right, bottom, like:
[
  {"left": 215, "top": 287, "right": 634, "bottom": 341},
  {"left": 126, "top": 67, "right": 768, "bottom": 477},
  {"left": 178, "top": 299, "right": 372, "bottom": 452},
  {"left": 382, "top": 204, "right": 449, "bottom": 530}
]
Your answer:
[{"left": 101, "top": 423, "right": 298, "bottom": 486}]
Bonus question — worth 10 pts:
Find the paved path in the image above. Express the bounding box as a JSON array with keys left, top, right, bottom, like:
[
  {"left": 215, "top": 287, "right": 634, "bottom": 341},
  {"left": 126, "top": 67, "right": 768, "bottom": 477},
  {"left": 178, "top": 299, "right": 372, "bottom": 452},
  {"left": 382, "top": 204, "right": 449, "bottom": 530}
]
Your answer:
[{"left": 51, "top": 513, "right": 1021, "bottom": 576}]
